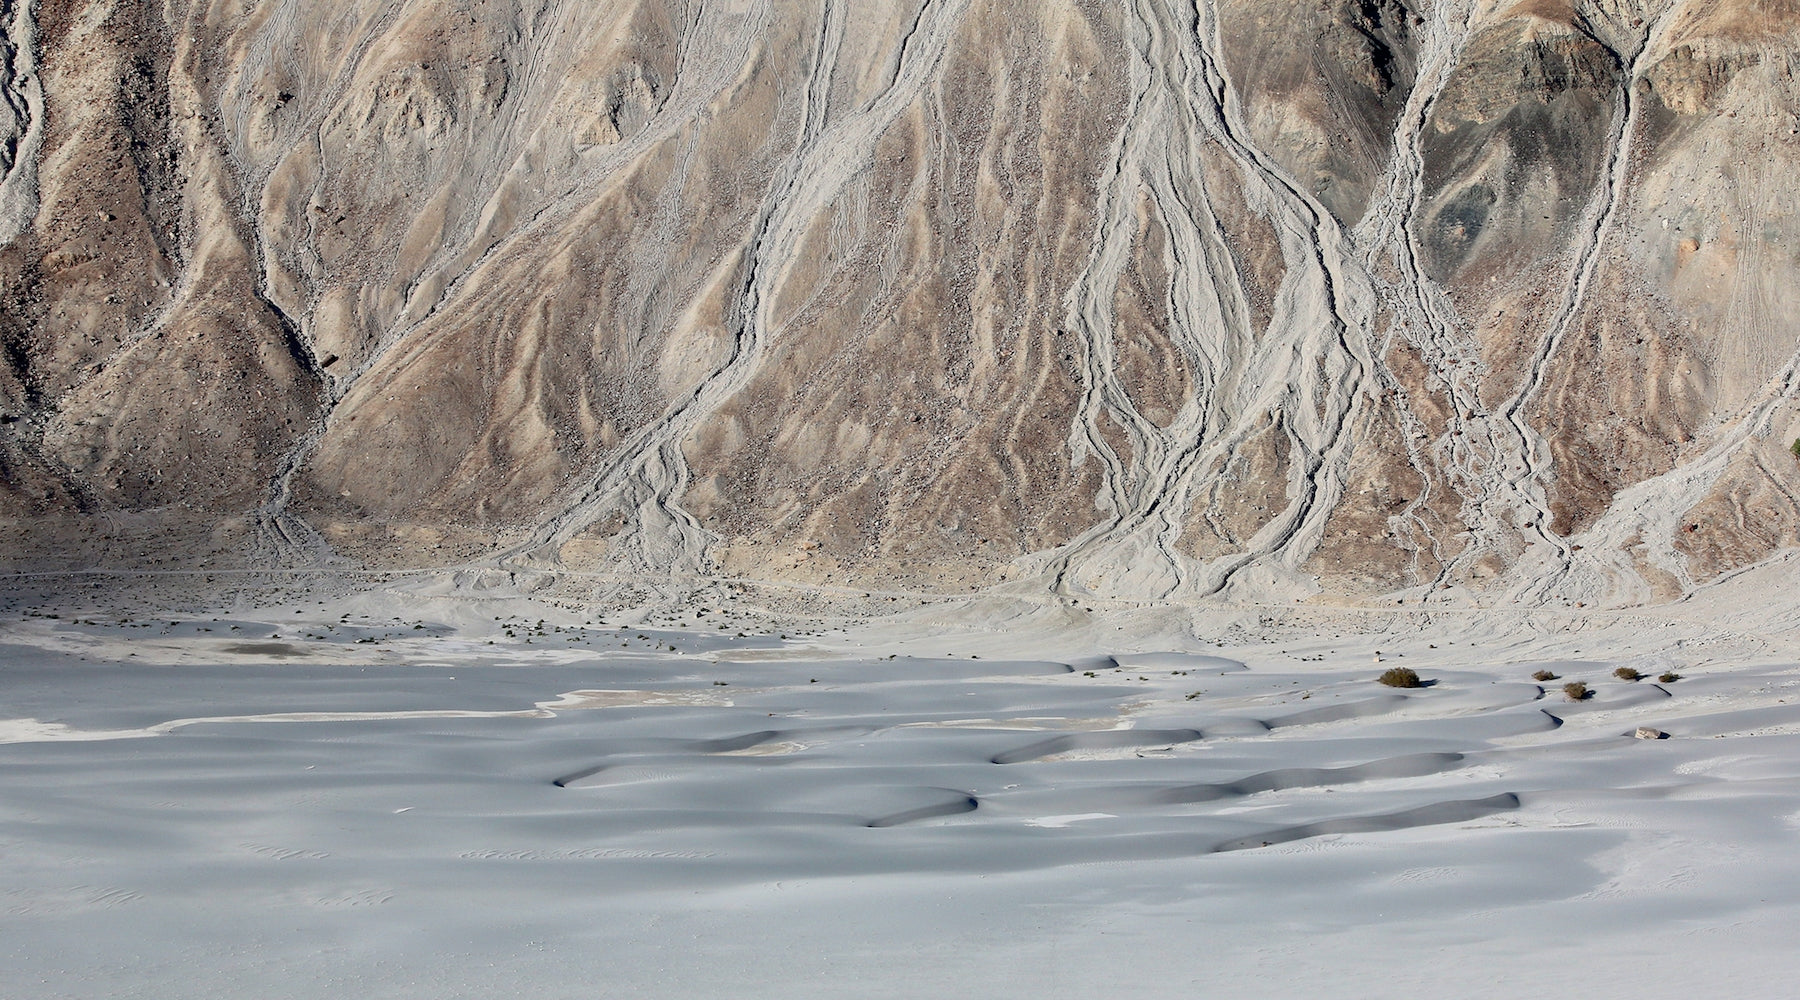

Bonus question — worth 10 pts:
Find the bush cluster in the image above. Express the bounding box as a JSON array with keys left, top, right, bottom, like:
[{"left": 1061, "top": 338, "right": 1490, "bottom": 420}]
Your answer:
[{"left": 1378, "top": 666, "right": 1423, "bottom": 688}]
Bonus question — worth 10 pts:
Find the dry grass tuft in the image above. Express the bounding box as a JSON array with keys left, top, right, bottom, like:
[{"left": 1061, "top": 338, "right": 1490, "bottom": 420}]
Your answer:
[{"left": 1378, "top": 666, "right": 1423, "bottom": 688}]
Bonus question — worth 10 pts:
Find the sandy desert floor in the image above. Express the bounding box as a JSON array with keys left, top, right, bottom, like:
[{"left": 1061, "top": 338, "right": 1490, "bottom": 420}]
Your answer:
[{"left": 5, "top": 572, "right": 1800, "bottom": 998}]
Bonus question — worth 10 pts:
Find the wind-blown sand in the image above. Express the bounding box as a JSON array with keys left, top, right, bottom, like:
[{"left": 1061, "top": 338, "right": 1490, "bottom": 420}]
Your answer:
[{"left": 5, "top": 574, "right": 1800, "bottom": 997}]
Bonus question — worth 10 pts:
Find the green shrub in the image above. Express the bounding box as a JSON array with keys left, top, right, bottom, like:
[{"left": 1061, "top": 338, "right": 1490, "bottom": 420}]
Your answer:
[
  {"left": 1613, "top": 667, "right": 1642, "bottom": 681},
  {"left": 1658, "top": 672, "right": 1682, "bottom": 684},
  {"left": 1378, "top": 666, "right": 1423, "bottom": 688},
  {"left": 1532, "top": 669, "right": 1558, "bottom": 682},
  {"left": 1563, "top": 681, "right": 1591, "bottom": 701},
  {"left": 1791, "top": 437, "right": 1800, "bottom": 459}
]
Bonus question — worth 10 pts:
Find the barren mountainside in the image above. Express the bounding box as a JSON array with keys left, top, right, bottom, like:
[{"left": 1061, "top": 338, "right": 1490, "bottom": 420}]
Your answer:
[{"left": 4, "top": 0, "right": 1800, "bottom": 607}]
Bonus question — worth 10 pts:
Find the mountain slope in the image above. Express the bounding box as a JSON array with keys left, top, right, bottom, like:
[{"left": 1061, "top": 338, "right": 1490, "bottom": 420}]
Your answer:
[{"left": 4, "top": 0, "right": 1800, "bottom": 607}]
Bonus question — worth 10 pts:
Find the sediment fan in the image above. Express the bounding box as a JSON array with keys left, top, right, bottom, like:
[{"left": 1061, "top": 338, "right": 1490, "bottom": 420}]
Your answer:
[{"left": 3, "top": 0, "right": 1798, "bottom": 609}]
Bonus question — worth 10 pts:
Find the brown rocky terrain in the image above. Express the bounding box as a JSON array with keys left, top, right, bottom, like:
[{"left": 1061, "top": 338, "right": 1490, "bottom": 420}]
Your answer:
[{"left": 3, "top": 0, "right": 1799, "bottom": 608}]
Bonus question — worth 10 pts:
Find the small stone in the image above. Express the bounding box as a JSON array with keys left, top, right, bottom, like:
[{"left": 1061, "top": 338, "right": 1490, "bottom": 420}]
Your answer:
[{"left": 1633, "top": 727, "right": 1666, "bottom": 740}]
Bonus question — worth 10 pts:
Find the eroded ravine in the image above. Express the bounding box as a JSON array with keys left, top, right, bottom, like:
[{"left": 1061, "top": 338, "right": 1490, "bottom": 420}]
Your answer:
[
  {"left": 1027, "top": 0, "right": 1388, "bottom": 603},
  {"left": 1478, "top": 3, "right": 1680, "bottom": 605},
  {"left": 496, "top": 0, "right": 972, "bottom": 586},
  {"left": 245, "top": 0, "right": 769, "bottom": 566},
  {"left": 0, "top": 0, "right": 44, "bottom": 245},
  {"left": 1351, "top": 0, "right": 1482, "bottom": 594}
]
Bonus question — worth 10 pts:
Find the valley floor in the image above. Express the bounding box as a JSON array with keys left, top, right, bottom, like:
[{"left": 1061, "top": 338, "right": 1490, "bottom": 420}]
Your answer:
[{"left": 3, "top": 577, "right": 1799, "bottom": 998}]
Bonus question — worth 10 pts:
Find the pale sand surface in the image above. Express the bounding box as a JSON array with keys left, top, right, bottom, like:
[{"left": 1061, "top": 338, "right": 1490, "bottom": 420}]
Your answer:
[{"left": 4, "top": 570, "right": 1800, "bottom": 998}]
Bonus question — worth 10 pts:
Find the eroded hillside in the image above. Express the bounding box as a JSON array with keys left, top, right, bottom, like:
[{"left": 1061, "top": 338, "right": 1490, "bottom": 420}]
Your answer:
[{"left": 4, "top": 0, "right": 1800, "bottom": 607}]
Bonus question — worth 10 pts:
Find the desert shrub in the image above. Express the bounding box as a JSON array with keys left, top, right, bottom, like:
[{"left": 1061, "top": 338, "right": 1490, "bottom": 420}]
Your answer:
[
  {"left": 1791, "top": 437, "right": 1800, "bottom": 459},
  {"left": 1563, "top": 681, "right": 1591, "bottom": 701},
  {"left": 1613, "top": 667, "right": 1642, "bottom": 681},
  {"left": 1658, "top": 672, "right": 1682, "bottom": 684},
  {"left": 1532, "top": 669, "right": 1558, "bottom": 682},
  {"left": 1378, "top": 666, "right": 1423, "bottom": 688}
]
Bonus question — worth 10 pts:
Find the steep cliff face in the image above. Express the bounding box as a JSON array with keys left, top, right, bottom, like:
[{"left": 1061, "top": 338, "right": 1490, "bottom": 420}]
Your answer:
[{"left": 3, "top": 0, "right": 1799, "bottom": 607}]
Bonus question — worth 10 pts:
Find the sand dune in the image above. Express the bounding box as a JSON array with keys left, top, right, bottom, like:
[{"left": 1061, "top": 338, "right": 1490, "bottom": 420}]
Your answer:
[{"left": 4, "top": 593, "right": 1799, "bottom": 996}]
